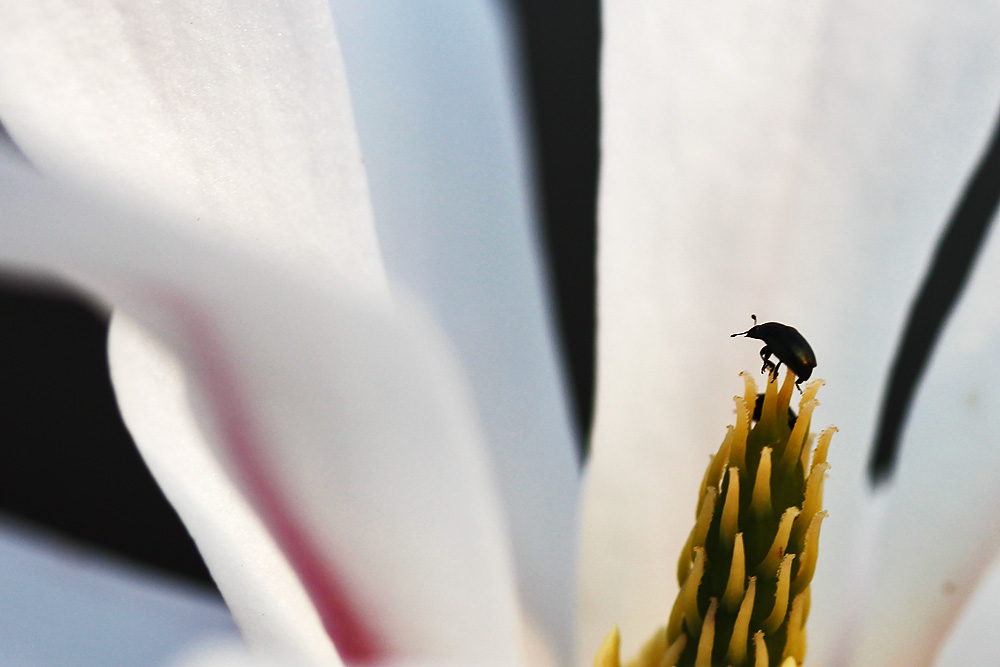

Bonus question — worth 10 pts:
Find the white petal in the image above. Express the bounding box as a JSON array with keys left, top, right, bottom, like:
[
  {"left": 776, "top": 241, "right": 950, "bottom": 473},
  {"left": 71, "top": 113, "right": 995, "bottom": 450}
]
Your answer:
[
  {"left": 0, "top": 155, "right": 522, "bottom": 665},
  {"left": 108, "top": 317, "right": 343, "bottom": 665},
  {"left": 0, "top": 519, "right": 238, "bottom": 666},
  {"left": 936, "top": 552, "right": 1000, "bottom": 665},
  {"left": 587, "top": 2, "right": 1000, "bottom": 660},
  {"left": 0, "top": 0, "right": 384, "bottom": 288},
  {"left": 169, "top": 639, "right": 328, "bottom": 667},
  {"left": 0, "top": 3, "right": 388, "bottom": 659},
  {"left": 171, "top": 639, "right": 504, "bottom": 667},
  {"left": 329, "top": 2, "right": 579, "bottom": 661},
  {"left": 844, "top": 206, "right": 1000, "bottom": 665}
]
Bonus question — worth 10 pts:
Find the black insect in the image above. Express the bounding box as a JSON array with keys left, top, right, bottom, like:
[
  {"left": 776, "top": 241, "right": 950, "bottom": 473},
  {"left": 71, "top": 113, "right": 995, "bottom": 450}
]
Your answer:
[{"left": 731, "top": 314, "right": 817, "bottom": 386}]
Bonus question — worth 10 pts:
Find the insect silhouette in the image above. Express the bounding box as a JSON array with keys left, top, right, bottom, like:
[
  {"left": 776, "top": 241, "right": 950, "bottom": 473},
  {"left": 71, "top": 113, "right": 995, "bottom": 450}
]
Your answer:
[{"left": 731, "top": 314, "right": 816, "bottom": 387}]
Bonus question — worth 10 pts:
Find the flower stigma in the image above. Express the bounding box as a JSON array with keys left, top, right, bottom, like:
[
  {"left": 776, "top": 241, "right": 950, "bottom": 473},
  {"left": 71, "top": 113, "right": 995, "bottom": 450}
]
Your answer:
[{"left": 594, "top": 368, "right": 836, "bottom": 667}]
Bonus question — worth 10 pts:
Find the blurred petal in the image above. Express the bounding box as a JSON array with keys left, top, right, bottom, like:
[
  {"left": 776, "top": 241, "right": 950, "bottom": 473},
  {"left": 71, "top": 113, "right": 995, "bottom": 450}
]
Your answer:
[
  {"left": 0, "top": 154, "right": 522, "bottom": 664},
  {"left": 171, "top": 640, "right": 503, "bottom": 667},
  {"left": 0, "top": 3, "right": 389, "bottom": 658},
  {"left": 329, "top": 2, "right": 579, "bottom": 660},
  {"left": 0, "top": 0, "right": 384, "bottom": 287},
  {"left": 847, "top": 207, "right": 1000, "bottom": 665},
  {"left": 586, "top": 1, "right": 1000, "bottom": 659},
  {"left": 937, "top": 553, "right": 1000, "bottom": 665},
  {"left": 169, "top": 641, "right": 322, "bottom": 667},
  {"left": 108, "top": 318, "right": 342, "bottom": 665},
  {"left": 0, "top": 519, "right": 238, "bottom": 666}
]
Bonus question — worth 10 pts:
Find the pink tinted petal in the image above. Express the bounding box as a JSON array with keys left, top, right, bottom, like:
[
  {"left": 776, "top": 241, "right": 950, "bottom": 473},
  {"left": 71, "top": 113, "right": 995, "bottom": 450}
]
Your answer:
[
  {"left": 589, "top": 1, "right": 1000, "bottom": 659},
  {"left": 844, "top": 208, "right": 1000, "bottom": 665},
  {"left": 329, "top": 3, "right": 579, "bottom": 661},
  {"left": 0, "top": 2, "right": 388, "bottom": 659},
  {"left": 175, "top": 302, "right": 382, "bottom": 663},
  {"left": 937, "top": 554, "right": 1000, "bottom": 665},
  {"left": 109, "top": 319, "right": 343, "bottom": 664},
  {"left": 0, "top": 155, "right": 523, "bottom": 665}
]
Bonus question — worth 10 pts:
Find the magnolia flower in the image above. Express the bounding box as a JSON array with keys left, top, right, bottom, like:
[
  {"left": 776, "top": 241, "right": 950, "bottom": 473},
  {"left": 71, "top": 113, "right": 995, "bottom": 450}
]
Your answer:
[
  {"left": 0, "top": 2, "right": 576, "bottom": 665},
  {"left": 1, "top": 2, "right": 1000, "bottom": 667}
]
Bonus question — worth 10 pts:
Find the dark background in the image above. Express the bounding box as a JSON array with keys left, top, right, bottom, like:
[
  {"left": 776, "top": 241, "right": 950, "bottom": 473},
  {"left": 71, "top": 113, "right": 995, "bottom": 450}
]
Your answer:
[{"left": 0, "top": 2, "right": 600, "bottom": 590}]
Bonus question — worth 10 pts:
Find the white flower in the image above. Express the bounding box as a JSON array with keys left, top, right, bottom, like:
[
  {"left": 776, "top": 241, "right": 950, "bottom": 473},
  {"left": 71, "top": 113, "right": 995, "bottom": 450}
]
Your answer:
[
  {"left": 586, "top": 5, "right": 1000, "bottom": 666},
  {"left": 0, "top": 2, "right": 574, "bottom": 665},
  {"left": 1, "top": 2, "right": 999, "bottom": 666}
]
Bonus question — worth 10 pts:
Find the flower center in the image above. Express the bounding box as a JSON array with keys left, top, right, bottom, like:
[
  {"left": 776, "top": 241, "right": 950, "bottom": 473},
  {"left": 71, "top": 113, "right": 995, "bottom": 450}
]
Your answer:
[{"left": 594, "top": 368, "right": 836, "bottom": 667}]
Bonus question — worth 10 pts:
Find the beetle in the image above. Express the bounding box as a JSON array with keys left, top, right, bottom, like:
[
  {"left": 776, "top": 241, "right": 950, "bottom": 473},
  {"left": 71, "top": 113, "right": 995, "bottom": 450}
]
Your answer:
[{"left": 731, "top": 314, "right": 816, "bottom": 386}]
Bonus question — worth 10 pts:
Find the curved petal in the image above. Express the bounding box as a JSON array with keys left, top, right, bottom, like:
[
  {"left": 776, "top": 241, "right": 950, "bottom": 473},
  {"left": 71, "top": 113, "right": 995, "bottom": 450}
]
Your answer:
[
  {"left": 936, "top": 552, "right": 1000, "bottom": 665},
  {"left": 0, "top": 155, "right": 523, "bottom": 664},
  {"left": 0, "top": 3, "right": 390, "bottom": 658},
  {"left": 328, "top": 2, "right": 579, "bottom": 661},
  {"left": 108, "top": 317, "right": 342, "bottom": 665},
  {"left": 169, "top": 640, "right": 318, "bottom": 667},
  {"left": 0, "top": 0, "right": 384, "bottom": 288},
  {"left": 586, "top": 1, "right": 1000, "bottom": 660},
  {"left": 0, "top": 520, "right": 238, "bottom": 666},
  {"left": 845, "top": 207, "right": 1000, "bottom": 665}
]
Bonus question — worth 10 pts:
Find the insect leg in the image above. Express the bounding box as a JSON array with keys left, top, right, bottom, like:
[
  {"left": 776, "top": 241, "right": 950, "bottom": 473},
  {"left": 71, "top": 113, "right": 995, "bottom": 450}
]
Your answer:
[{"left": 758, "top": 345, "right": 775, "bottom": 375}]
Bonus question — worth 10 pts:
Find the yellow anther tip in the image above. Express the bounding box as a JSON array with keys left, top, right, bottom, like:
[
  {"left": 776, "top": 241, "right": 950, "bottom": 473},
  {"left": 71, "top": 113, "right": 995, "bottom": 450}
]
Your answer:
[{"left": 593, "top": 625, "right": 621, "bottom": 667}]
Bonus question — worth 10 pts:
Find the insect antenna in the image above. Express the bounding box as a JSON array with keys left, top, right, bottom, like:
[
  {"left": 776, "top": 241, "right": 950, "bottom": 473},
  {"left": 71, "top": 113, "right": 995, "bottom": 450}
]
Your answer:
[{"left": 730, "top": 313, "right": 758, "bottom": 337}]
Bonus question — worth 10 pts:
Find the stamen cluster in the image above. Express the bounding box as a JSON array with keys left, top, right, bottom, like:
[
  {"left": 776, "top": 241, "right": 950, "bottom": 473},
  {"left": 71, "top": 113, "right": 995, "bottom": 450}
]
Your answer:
[{"left": 595, "top": 369, "right": 835, "bottom": 667}]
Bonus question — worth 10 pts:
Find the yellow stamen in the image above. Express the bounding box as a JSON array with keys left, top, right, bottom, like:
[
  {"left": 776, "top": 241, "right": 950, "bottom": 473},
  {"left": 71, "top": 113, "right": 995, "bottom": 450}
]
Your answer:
[
  {"left": 658, "top": 633, "right": 686, "bottom": 667},
  {"left": 798, "top": 433, "right": 815, "bottom": 473},
  {"left": 792, "top": 463, "right": 829, "bottom": 548},
  {"left": 723, "top": 532, "right": 747, "bottom": 611},
  {"left": 792, "top": 511, "right": 828, "bottom": 598},
  {"left": 741, "top": 371, "right": 758, "bottom": 416},
  {"left": 777, "top": 367, "right": 796, "bottom": 416},
  {"left": 758, "top": 506, "right": 799, "bottom": 576},
  {"left": 763, "top": 553, "right": 795, "bottom": 634},
  {"left": 720, "top": 466, "right": 741, "bottom": 548},
  {"left": 593, "top": 625, "right": 621, "bottom": 667},
  {"left": 810, "top": 426, "right": 837, "bottom": 471},
  {"left": 667, "top": 547, "right": 705, "bottom": 642},
  {"left": 778, "top": 400, "right": 817, "bottom": 475},
  {"left": 799, "top": 379, "right": 824, "bottom": 406},
  {"left": 784, "top": 592, "right": 808, "bottom": 665},
  {"left": 679, "top": 486, "right": 717, "bottom": 585},
  {"left": 695, "top": 598, "right": 718, "bottom": 667},
  {"left": 759, "top": 368, "right": 780, "bottom": 428},
  {"left": 727, "top": 576, "right": 757, "bottom": 664},
  {"left": 751, "top": 446, "right": 773, "bottom": 517},
  {"left": 624, "top": 626, "right": 667, "bottom": 667},
  {"left": 731, "top": 396, "right": 750, "bottom": 471},
  {"left": 753, "top": 630, "right": 768, "bottom": 667},
  {"left": 698, "top": 428, "right": 731, "bottom": 515}
]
